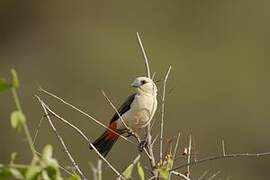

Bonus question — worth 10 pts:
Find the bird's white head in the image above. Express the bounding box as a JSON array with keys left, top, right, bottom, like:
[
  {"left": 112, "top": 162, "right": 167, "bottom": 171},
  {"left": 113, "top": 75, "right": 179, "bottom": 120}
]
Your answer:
[{"left": 131, "top": 77, "right": 157, "bottom": 96}]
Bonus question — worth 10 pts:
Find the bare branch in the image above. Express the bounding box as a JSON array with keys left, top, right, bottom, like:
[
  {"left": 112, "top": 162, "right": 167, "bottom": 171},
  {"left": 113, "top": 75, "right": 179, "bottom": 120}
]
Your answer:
[
  {"left": 136, "top": 32, "right": 151, "bottom": 78},
  {"left": 89, "top": 162, "right": 97, "bottom": 180},
  {"left": 160, "top": 66, "right": 172, "bottom": 162},
  {"left": 36, "top": 96, "right": 124, "bottom": 179},
  {"left": 97, "top": 159, "right": 102, "bottom": 180},
  {"left": 39, "top": 88, "right": 135, "bottom": 145},
  {"left": 207, "top": 171, "right": 221, "bottom": 180},
  {"left": 168, "top": 132, "right": 181, "bottom": 180},
  {"left": 171, "top": 171, "right": 191, "bottom": 180},
  {"left": 33, "top": 116, "right": 44, "bottom": 145},
  {"left": 222, "top": 140, "right": 226, "bottom": 156},
  {"left": 187, "top": 135, "right": 192, "bottom": 178},
  {"left": 198, "top": 170, "right": 209, "bottom": 180},
  {"left": 36, "top": 96, "right": 87, "bottom": 180},
  {"left": 101, "top": 90, "right": 130, "bottom": 131},
  {"left": 171, "top": 151, "right": 270, "bottom": 172}
]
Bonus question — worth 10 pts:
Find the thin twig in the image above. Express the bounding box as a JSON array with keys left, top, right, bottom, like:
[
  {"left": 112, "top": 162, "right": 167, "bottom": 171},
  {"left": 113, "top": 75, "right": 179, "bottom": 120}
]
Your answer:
[
  {"left": 36, "top": 96, "right": 124, "bottom": 179},
  {"left": 171, "top": 151, "right": 270, "bottom": 171},
  {"left": 36, "top": 96, "right": 87, "bottom": 180},
  {"left": 222, "top": 140, "right": 226, "bottom": 156},
  {"left": 11, "top": 85, "right": 38, "bottom": 160},
  {"left": 207, "top": 171, "right": 221, "bottom": 180},
  {"left": 136, "top": 32, "right": 158, "bottom": 178},
  {"left": 97, "top": 159, "right": 102, "bottom": 180},
  {"left": 136, "top": 32, "right": 151, "bottom": 78},
  {"left": 151, "top": 72, "right": 156, "bottom": 80},
  {"left": 89, "top": 162, "right": 97, "bottom": 180},
  {"left": 187, "top": 135, "right": 192, "bottom": 178},
  {"left": 171, "top": 171, "right": 191, "bottom": 180},
  {"left": 168, "top": 132, "right": 181, "bottom": 180},
  {"left": 39, "top": 88, "right": 135, "bottom": 145},
  {"left": 160, "top": 66, "right": 172, "bottom": 162},
  {"left": 101, "top": 90, "right": 130, "bottom": 131},
  {"left": 173, "top": 133, "right": 181, "bottom": 162},
  {"left": 198, "top": 170, "right": 209, "bottom": 180},
  {"left": 33, "top": 116, "right": 44, "bottom": 145}
]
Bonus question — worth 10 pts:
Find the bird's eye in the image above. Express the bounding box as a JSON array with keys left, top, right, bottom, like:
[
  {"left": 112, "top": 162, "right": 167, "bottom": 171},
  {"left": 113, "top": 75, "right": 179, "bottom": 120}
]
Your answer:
[{"left": 141, "top": 80, "right": 147, "bottom": 85}]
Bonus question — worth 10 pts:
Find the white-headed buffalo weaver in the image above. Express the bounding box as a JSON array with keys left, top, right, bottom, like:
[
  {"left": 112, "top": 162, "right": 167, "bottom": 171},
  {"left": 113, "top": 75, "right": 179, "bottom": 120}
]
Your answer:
[{"left": 90, "top": 77, "right": 158, "bottom": 157}]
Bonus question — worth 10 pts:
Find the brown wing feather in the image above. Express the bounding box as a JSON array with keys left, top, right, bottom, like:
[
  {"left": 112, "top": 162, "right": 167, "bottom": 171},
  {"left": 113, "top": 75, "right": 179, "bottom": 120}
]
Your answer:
[{"left": 110, "top": 93, "right": 136, "bottom": 124}]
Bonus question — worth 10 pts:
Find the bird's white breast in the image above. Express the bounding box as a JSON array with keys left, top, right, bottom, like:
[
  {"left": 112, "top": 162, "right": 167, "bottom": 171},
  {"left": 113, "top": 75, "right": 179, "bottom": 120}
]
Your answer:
[{"left": 117, "top": 93, "right": 157, "bottom": 130}]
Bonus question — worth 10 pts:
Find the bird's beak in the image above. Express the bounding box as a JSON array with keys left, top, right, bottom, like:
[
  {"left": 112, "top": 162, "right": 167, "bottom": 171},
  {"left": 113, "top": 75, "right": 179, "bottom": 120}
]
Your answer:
[{"left": 131, "top": 81, "right": 140, "bottom": 87}]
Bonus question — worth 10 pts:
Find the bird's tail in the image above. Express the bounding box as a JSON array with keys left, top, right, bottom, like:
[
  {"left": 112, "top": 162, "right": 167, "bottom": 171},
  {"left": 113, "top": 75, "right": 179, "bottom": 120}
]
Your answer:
[{"left": 90, "top": 122, "right": 119, "bottom": 157}]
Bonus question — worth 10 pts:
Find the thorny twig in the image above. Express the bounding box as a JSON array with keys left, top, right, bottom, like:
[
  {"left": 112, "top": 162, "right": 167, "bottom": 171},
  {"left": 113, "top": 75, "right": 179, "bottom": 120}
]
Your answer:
[
  {"left": 39, "top": 88, "right": 135, "bottom": 145},
  {"left": 136, "top": 32, "right": 151, "bottom": 78},
  {"left": 207, "top": 171, "right": 221, "bottom": 180},
  {"left": 187, "top": 135, "right": 192, "bottom": 178},
  {"left": 36, "top": 96, "right": 125, "bottom": 179},
  {"left": 197, "top": 170, "right": 209, "bottom": 180},
  {"left": 36, "top": 96, "right": 87, "bottom": 180},
  {"left": 168, "top": 132, "right": 181, "bottom": 180},
  {"left": 171, "top": 151, "right": 270, "bottom": 171},
  {"left": 171, "top": 171, "right": 191, "bottom": 180},
  {"left": 160, "top": 66, "right": 172, "bottom": 162}
]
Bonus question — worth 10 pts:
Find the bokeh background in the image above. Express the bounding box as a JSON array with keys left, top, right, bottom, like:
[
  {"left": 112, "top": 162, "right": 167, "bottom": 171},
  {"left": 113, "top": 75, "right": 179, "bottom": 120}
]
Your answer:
[{"left": 1, "top": 0, "right": 270, "bottom": 179}]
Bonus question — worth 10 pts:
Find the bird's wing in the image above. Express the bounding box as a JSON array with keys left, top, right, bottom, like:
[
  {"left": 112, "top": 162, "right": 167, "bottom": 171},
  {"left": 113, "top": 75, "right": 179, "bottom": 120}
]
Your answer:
[{"left": 110, "top": 93, "right": 136, "bottom": 124}]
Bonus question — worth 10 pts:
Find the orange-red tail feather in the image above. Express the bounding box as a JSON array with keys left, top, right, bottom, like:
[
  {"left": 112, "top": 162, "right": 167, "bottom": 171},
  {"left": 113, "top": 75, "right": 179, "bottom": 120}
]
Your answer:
[{"left": 90, "top": 122, "right": 119, "bottom": 157}]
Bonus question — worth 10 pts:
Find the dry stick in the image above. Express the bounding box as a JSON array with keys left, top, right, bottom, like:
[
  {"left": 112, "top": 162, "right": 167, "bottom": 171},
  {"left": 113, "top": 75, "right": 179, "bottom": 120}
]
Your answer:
[
  {"left": 89, "top": 162, "right": 98, "bottom": 180},
  {"left": 101, "top": 90, "right": 130, "bottom": 131},
  {"left": 187, "top": 135, "right": 192, "bottom": 178},
  {"left": 160, "top": 66, "right": 172, "bottom": 162},
  {"left": 33, "top": 116, "right": 44, "bottom": 145},
  {"left": 170, "top": 171, "right": 191, "bottom": 180},
  {"left": 207, "top": 171, "right": 221, "bottom": 180},
  {"left": 39, "top": 88, "right": 135, "bottom": 145},
  {"left": 97, "top": 159, "right": 102, "bottom": 180},
  {"left": 197, "top": 170, "right": 209, "bottom": 180},
  {"left": 136, "top": 32, "right": 151, "bottom": 78},
  {"left": 171, "top": 151, "right": 270, "bottom": 171},
  {"left": 168, "top": 132, "right": 181, "bottom": 180},
  {"left": 36, "top": 96, "right": 87, "bottom": 180},
  {"left": 222, "top": 140, "right": 226, "bottom": 156},
  {"left": 151, "top": 72, "right": 156, "bottom": 80},
  {"left": 101, "top": 90, "right": 152, "bottom": 160},
  {"left": 36, "top": 96, "right": 124, "bottom": 179},
  {"left": 136, "top": 32, "right": 158, "bottom": 177}
]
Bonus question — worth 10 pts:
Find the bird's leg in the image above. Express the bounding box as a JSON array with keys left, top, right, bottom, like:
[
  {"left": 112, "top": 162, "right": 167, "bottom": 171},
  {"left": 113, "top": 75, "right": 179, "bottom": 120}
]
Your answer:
[{"left": 138, "top": 133, "right": 149, "bottom": 152}]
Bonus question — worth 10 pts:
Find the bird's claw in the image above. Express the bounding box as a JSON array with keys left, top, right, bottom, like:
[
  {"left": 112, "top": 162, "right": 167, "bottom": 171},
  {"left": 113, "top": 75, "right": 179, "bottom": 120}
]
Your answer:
[{"left": 139, "top": 140, "right": 148, "bottom": 152}]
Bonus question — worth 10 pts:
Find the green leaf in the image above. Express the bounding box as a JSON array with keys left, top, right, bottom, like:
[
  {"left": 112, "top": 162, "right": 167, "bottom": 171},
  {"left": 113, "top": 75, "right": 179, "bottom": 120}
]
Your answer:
[
  {"left": 9, "top": 168, "right": 24, "bottom": 179},
  {"left": 10, "top": 111, "right": 26, "bottom": 131},
  {"left": 68, "top": 175, "right": 81, "bottom": 180},
  {"left": 137, "top": 162, "right": 145, "bottom": 180},
  {"left": 10, "top": 152, "right": 18, "bottom": 164},
  {"left": 123, "top": 155, "right": 141, "bottom": 179},
  {"left": 0, "top": 166, "right": 24, "bottom": 180},
  {"left": 122, "top": 163, "right": 134, "bottom": 179},
  {"left": 25, "top": 166, "right": 42, "bottom": 180},
  {"left": 11, "top": 69, "right": 20, "bottom": 88},
  {"left": 42, "top": 145, "right": 53, "bottom": 160},
  {"left": 0, "top": 78, "right": 11, "bottom": 92},
  {"left": 41, "top": 145, "right": 62, "bottom": 180},
  {"left": 158, "top": 155, "right": 173, "bottom": 180}
]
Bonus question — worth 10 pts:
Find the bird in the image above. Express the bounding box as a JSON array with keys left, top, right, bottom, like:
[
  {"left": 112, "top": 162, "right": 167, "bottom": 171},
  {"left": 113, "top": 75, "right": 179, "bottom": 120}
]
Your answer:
[{"left": 90, "top": 76, "right": 158, "bottom": 157}]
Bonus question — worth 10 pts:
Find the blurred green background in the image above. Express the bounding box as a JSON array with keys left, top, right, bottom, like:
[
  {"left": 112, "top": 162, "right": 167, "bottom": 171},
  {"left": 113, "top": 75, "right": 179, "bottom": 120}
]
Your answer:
[{"left": 1, "top": 0, "right": 270, "bottom": 179}]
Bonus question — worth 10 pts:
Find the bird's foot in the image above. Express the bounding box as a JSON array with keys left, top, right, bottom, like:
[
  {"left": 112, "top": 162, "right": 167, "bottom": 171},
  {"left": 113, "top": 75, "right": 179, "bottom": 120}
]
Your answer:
[{"left": 139, "top": 140, "right": 148, "bottom": 152}]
